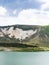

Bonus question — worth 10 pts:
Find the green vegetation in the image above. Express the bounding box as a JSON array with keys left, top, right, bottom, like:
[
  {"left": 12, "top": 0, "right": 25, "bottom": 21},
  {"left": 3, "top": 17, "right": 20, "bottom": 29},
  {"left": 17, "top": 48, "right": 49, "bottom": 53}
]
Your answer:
[
  {"left": 0, "top": 25, "right": 39, "bottom": 30},
  {"left": 0, "top": 47, "right": 49, "bottom": 51},
  {"left": 0, "top": 25, "right": 49, "bottom": 51}
]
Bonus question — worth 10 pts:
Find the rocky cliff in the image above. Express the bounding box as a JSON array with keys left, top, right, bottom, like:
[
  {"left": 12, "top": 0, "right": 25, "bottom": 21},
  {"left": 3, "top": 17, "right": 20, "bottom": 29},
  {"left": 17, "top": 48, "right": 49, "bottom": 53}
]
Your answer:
[{"left": 0, "top": 25, "right": 49, "bottom": 47}]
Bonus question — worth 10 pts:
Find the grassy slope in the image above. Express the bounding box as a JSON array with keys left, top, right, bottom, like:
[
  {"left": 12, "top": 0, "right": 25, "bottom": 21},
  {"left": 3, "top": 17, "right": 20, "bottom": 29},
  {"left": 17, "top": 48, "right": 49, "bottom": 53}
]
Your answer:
[{"left": 0, "top": 25, "right": 49, "bottom": 51}]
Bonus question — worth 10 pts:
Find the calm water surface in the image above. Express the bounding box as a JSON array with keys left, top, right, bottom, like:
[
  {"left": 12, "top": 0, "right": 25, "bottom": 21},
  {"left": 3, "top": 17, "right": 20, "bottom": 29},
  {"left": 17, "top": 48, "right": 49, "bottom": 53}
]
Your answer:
[{"left": 0, "top": 52, "right": 49, "bottom": 65}]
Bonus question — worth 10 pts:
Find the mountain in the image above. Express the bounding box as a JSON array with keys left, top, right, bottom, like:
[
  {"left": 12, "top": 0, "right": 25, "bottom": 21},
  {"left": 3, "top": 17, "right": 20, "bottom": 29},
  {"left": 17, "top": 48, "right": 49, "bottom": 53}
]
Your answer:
[
  {"left": 0, "top": 25, "right": 39, "bottom": 43},
  {"left": 0, "top": 25, "right": 49, "bottom": 51}
]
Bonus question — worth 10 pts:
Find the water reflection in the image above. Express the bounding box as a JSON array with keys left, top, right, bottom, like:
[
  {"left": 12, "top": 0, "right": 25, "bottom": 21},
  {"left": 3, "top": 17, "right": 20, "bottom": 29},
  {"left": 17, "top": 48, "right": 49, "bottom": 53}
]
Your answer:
[{"left": 0, "top": 52, "right": 49, "bottom": 65}]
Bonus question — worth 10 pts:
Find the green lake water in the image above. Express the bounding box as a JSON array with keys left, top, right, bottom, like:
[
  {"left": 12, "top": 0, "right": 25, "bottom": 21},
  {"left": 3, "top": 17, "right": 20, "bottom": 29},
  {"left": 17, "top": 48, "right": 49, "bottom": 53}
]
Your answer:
[{"left": 0, "top": 52, "right": 49, "bottom": 65}]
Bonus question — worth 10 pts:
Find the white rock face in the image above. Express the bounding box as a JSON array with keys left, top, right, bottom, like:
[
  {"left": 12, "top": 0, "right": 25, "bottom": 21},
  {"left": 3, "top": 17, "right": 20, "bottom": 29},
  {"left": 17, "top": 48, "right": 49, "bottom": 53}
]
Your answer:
[
  {"left": 0, "top": 27, "right": 37, "bottom": 40},
  {"left": 0, "top": 32, "right": 4, "bottom": 37},
  {"left": 0, "top": 29, "right": 4, "bottom": 37}
]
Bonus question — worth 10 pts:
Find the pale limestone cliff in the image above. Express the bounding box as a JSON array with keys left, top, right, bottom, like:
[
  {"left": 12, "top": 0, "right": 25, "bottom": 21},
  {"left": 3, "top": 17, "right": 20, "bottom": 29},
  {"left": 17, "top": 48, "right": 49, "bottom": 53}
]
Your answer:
[{"left": 0, "top": 27, "right": 37, "bottom": 40}]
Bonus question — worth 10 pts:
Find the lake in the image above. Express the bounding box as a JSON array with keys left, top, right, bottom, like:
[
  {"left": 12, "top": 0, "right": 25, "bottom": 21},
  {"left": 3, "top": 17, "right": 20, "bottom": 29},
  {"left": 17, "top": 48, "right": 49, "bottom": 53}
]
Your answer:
[{"left": 0, "top": 52, "right": 49, "bottom": 65}]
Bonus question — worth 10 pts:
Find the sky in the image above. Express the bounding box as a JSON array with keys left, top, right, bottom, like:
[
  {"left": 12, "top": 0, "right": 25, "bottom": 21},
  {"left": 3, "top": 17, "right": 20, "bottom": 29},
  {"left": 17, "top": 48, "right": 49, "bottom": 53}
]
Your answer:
[{"left": 0, "top": 0, "right": 49, "bottom": 26}]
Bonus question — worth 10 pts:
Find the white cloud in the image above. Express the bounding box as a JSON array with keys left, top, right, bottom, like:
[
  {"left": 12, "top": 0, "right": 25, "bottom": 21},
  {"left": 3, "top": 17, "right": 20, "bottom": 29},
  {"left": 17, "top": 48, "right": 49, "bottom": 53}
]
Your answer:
[
  {"left": 37, "top": 0, "right": 49, "bottom": 10},
  {"left": 17, "top": 9, "right": 49, "bottom": 25},
  {"left": 13, "top": 10, "right": 17, "bottom": 15},
  {"left": 37, "top": 0, "right": 49, "bottom": 3},
  {"left": 0, "top": 1, "right": 49, "bottom": 26},
  {"left": 41, "top": 3, "right": 49, "bottom": 10},
  {"left": 0, "top": 6, "right": 7, "bottom": 16},
  {"left": 0, "top": 9, "right": 49, "bottom": 26}
]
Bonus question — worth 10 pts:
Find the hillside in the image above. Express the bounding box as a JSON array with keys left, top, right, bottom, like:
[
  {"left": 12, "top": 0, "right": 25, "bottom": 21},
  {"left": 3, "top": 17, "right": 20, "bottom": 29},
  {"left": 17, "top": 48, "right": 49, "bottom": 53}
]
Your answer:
[
  {"left": 0, "top": 25, "right": 49, "bottom": 51},
  {"left": 0, "top": 25, "right": 39, "bottom": 43}
]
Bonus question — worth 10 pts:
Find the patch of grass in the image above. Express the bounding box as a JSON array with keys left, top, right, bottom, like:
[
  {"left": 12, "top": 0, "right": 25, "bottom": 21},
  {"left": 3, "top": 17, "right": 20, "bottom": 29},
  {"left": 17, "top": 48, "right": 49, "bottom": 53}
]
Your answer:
[{"left": 0, "top": 47, "right": 48, "bottom": 52}]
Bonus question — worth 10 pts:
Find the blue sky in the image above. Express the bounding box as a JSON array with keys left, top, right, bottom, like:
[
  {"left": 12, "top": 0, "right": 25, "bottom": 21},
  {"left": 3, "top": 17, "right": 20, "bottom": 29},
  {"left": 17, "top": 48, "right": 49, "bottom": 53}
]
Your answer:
[
  {"left": 0, "top": 0, "right": 41, "bottom": 16},
  {"left": 0, "top": 0, "right": 41, "bottom": 9},
  {"left": 0, "top": 0, "right": 49, "bottom": 26}
]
